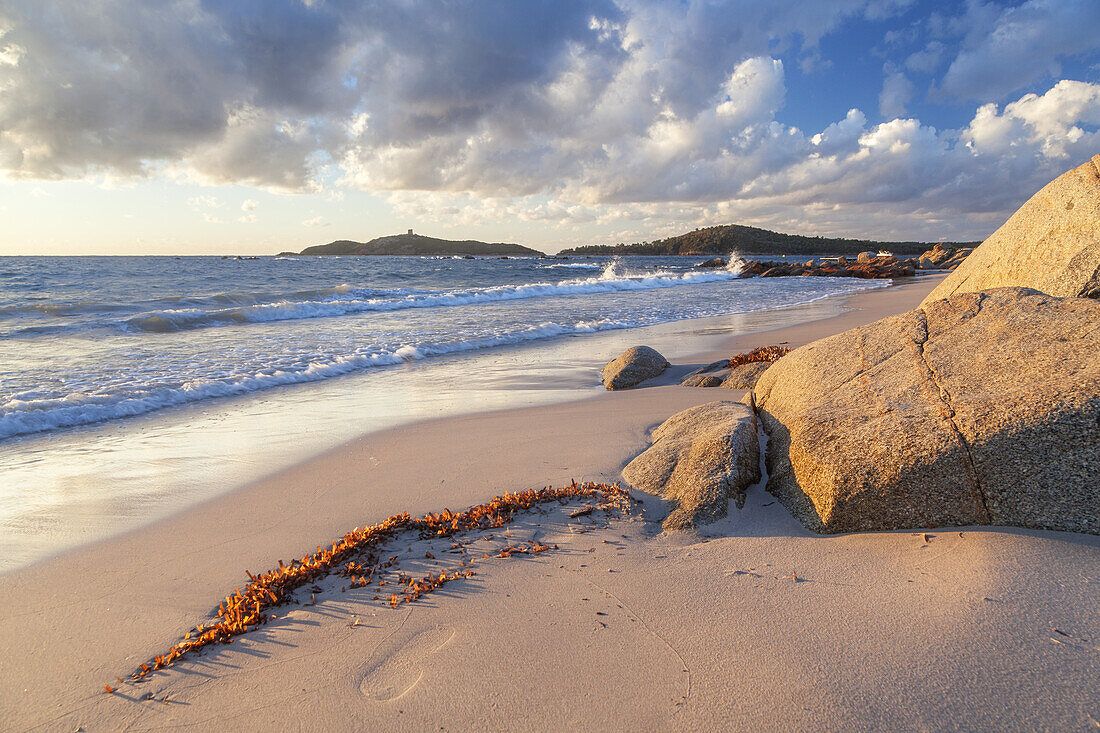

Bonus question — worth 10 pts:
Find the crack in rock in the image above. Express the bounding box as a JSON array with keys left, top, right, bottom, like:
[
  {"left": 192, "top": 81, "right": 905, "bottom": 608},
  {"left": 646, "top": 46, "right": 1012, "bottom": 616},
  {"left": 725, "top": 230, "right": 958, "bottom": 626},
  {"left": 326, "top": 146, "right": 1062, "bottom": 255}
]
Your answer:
[{"left": 909, "top": 303, "right": 993, "bottom": 524}]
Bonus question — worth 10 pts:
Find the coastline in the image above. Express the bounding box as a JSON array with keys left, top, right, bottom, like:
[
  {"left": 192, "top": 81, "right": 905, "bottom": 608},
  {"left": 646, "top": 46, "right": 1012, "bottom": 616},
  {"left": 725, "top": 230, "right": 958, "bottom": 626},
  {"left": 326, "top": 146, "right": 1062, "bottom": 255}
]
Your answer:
[
  {"left": 0, "top": 272, "right": 896, "bottom": 574},
  {"left": 3, "top": 272, "right": 1096, "bottom": 730}
]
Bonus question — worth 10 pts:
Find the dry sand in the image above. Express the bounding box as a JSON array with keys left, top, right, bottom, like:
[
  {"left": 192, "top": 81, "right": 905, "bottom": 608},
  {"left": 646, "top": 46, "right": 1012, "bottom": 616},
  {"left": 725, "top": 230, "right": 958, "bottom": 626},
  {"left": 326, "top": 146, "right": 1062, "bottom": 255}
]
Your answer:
[{"left": 2, "top": 275, "right": 1097, "bottom": 731}]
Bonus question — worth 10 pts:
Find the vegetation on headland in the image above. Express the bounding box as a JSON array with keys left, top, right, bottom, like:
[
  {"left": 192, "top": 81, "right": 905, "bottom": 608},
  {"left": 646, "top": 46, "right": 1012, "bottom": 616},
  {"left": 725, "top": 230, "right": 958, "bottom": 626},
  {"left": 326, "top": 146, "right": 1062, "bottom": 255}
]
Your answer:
[
  {"left": 295, "top": 233, "right": 544, "bottom": 256},
  {"left": 559, "top": 224, "right": 978, "bottom": 256}
]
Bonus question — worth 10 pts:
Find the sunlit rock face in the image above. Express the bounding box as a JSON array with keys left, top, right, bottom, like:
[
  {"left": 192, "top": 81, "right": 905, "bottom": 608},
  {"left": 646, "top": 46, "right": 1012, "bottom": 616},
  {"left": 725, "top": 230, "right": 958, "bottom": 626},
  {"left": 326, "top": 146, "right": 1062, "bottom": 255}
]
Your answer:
[
  {"left": 923, "top": 155, "right": 1100, "bottom": 305},
  {"left": 623, "top": 399, "right": 760, "bottom": 531},
  {"left": 755, "top": 288, "right": 1100, "bottom": 535}
]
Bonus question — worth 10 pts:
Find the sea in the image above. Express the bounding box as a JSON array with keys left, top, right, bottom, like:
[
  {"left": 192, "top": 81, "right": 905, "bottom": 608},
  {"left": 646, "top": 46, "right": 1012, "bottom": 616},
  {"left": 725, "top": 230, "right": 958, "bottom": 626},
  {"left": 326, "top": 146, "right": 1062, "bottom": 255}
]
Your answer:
[{"left": 0, "top": 254, "right": 890, "bottom": 571}]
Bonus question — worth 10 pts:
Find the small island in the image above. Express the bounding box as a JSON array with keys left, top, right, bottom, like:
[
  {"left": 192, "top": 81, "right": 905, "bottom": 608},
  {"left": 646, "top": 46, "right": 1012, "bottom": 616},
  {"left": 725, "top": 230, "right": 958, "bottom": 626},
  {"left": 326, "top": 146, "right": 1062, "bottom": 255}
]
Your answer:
[{"left": 290, "top": 231, "right": 545, "bottom": 257}]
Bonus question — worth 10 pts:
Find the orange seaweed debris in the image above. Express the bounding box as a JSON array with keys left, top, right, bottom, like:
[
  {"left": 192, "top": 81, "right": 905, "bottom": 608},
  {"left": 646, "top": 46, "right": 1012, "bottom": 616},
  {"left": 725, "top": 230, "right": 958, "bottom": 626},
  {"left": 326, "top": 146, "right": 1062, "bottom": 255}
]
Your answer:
[
  {"left": 727, "top": 345, "right": 791, "bottom": 369},
  {"left": 120, "top": 481, "right": 633, "bottom": 683},
  {"left": 388, "top": 568, "right": 477, "bottom": 608}
]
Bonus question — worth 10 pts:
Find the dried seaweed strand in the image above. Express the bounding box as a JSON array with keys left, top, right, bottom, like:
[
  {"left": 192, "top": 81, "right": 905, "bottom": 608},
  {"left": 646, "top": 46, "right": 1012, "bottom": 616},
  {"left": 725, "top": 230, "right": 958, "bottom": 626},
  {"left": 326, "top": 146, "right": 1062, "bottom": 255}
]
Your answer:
[
  {"left": 727, "top": 345, "right": 791, "bottom": 369},
  {"left": 116, "top": 481, "right": 631, "bottom": 686}
]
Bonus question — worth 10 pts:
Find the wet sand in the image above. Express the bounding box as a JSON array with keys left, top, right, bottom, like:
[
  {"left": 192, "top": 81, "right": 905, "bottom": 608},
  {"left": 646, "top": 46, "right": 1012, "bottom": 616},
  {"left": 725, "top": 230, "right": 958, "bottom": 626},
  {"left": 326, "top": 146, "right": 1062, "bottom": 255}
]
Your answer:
[{"left": 2, "top": 274, "right": 1097, "bottom": 731}]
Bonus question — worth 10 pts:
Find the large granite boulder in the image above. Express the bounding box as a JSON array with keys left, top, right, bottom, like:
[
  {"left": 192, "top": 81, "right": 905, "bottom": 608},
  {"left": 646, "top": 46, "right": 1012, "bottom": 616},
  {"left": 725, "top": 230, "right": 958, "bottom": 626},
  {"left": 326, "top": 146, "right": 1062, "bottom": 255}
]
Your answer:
[
  {"left": 601, "top": 346, "right": 670, "bottom": 390},
  {"left": 622, "top": 400, "right": 761, "bottom": 531},
  {"left": 753, "top": 288, "right": 1099, "bottom": 534},
  {"left": 856, "top": 251, "right": 877, "bottom": 264},
  {"left": 923, "top": 155, "right": 1100, "bottom": 305}
]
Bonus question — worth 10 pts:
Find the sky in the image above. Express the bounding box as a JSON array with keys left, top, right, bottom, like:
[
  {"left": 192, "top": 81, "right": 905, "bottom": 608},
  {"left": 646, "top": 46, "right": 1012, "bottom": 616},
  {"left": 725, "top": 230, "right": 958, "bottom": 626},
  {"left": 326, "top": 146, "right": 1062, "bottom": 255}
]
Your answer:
[{"left": 0, "top": 0, "right": 1098, "bottom": 255}]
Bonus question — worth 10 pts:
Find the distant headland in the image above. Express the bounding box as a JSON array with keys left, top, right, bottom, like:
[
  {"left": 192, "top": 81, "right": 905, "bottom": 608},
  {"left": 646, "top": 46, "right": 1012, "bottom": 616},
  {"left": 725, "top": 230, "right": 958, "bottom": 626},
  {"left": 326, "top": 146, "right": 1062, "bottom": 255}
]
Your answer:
[
  {"left": 285, "top": 231, "right": 545, "bottom": 257},
  {"left": 286, "top": 224, "right": 980, "bottom": 258},
  {"left": 558, "top": 224, "right": 979, "bottom": 257}
]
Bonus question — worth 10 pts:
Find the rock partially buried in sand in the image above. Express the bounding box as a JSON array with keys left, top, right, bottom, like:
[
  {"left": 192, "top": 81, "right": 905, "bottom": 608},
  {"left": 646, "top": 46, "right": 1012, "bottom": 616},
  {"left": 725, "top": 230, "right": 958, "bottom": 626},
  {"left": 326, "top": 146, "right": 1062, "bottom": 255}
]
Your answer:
[
  {"left": 754, "top": 287, "right": 1100, "bottom": 535},
  {"left": 601, "top": 346, "right": 670, "bottom": 390},
  {"left": 923, "top": 154, "right": 1100, "bottom": 305},
  {"left": 681, "top": 373, "right": 724, "bottom": 388},
  {"left": 622, "top": 400, "right": 761, "bottom": 531},
  {"left": 720, "top": 362, "right": 773, "bottom": 390},
  {"left": 682, "top": 359, "right": 730, "bottom": 379},
  {"left": 680, "top": 347, "right": 789, "bottom": 390}
]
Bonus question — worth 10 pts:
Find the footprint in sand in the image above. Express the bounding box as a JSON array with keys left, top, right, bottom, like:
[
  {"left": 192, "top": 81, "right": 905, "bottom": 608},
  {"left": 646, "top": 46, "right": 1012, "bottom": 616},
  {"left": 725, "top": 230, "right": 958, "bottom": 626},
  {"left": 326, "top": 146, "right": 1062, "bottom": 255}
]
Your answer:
[{"left": 360, "top": 625, "right": 456, "bottom": 702}]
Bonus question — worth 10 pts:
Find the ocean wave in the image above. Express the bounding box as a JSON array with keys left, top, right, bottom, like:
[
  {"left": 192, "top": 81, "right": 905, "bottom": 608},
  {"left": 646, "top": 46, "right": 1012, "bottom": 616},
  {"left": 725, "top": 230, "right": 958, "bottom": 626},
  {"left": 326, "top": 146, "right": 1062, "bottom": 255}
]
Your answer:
[
  {"left": 0, "top": 301, "right": 135, "bottom": 318},
  {"left": 1, "top": 258, "right": 747, "bottom": 337},
  {"left": 0, "top": 317, "right": 633, "bottom": 440},
  {"left": 0, "top": 284, "right": 365, "bottom": 318},
  {"left": 0, "top": 283, "right": 435, "bottom": 338},
  {"left": 117, "top": 259, "right": 748, "bottom": 333},
  {"left": 0, "top": 269, "right": 892, "bottom": 440}
]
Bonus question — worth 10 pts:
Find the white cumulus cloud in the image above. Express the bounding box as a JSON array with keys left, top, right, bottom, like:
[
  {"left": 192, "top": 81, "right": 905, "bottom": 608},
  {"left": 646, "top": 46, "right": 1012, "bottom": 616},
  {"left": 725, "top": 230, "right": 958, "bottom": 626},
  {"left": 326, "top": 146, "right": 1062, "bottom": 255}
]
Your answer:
[{"left": 0, "top": 0, "right": 1097, "bottom": 243}]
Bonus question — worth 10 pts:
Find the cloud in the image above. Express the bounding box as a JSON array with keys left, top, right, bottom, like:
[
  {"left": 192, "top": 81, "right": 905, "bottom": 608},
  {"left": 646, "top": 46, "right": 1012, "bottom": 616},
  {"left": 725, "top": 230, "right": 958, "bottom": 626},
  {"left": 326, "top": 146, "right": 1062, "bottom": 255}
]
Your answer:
[
  {"left": 904, "top": 40, "right": 945, "bottom": 74},
  {"left": 189, "top": 194, "right": 225, "bottom": 223},
  {"left": 0, "top": 41, "right": 24, "bottom": 67},
  {"left": 0, "top": 0, "right": 906, "bottom": 193},
  {"left": 0, "top": 0, "right": 1097, "bottom": 244},
  {"left": 237, "top": 202, "right": 258, "bottom": 224},
  {"left": 962, "top": 79, "right": 1100, "bottom": 160},
  {"left": 394, "top": 75, "right": 1100, "bottom": 244},
  {"left": 187, "top": 106, "right": 323, "bottom": 189},
  {"left": 0, "top": 0, "right": 622, "bottom": 188},
  {"left": 301, "top": 215, "right": 326, "bottom": 227},
  {"left": 187, "top": 195, "right": 221, "bottom": 210},
  {"left": 810, "top": 108, "right": 867, "bottom": 156},
  {"left": 938, "top": 0, "right": 1100, "bottom": 101},
  {"left": 879, "top": 67, "right": 914, "bottom": 117},
  {"left": 0, "top": 3, "right": 234, "bottom": 178}
]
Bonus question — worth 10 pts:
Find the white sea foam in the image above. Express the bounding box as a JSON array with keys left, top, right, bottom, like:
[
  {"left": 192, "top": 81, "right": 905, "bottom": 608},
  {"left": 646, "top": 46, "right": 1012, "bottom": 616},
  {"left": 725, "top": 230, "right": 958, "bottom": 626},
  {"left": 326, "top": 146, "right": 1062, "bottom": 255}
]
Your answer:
[
  {"left": 3, "top": 260, "right": 750, "bottom": 337},
  {"left": 0, "top": 252, "right": 891, "bottom": 441},
  {"left": 116, "top": 262, "right": 748, "bottom": 333},
  {"left": 0, "top": 317, "right": 633, "bottom": 439}
]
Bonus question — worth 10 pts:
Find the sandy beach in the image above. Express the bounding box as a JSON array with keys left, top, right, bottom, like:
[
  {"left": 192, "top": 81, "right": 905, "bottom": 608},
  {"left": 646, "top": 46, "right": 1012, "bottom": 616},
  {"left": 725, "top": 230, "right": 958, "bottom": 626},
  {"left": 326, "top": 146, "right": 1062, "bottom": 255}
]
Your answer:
[{"left": 2, "top": 274, "right": 1097, "bottom": 731}]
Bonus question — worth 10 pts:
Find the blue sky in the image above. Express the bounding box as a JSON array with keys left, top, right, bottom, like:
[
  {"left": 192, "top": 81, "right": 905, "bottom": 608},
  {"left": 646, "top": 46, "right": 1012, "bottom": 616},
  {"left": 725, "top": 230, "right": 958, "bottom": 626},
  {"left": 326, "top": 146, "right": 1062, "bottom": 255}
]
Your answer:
[{"left": 0, "top": 0, "right": 1098, "bottom": 254}]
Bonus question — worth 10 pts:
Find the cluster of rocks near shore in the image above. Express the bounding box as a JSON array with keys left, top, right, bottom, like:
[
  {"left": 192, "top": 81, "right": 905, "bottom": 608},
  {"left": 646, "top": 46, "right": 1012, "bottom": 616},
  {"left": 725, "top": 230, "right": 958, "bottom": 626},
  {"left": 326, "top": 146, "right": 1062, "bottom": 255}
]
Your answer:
[
  {"left": 697, "top": 242, "right": 974, "bottom": 280},
  {"left": 608, "top": 154, "right": 1100, "bottom": 534}
]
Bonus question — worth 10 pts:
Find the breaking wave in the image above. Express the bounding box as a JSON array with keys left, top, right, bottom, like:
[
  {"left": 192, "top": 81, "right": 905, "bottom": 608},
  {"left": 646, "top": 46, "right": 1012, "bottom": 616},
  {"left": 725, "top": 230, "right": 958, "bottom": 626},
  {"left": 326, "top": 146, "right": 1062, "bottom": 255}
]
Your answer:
[
  {"left": 0, "top": 317, "right": 631, "bottom": 439},
  {"left": 33, "top": 259, "right": 747, "bottom": 335}
]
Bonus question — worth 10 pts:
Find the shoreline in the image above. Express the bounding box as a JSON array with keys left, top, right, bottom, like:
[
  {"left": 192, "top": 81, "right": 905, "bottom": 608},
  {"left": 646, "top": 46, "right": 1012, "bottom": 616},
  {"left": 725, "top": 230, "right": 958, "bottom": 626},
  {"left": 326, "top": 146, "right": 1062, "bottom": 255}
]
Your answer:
[
  {"left": 3, "top": 272, "right": 1096, "bottom": 730},
  {"left": 0, "top": 274, "right": 902, "bottom": 574}
]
